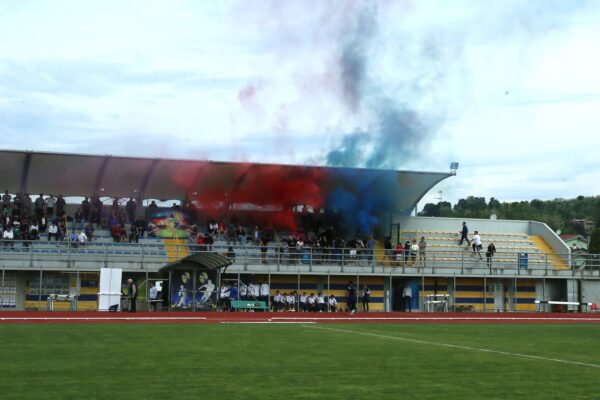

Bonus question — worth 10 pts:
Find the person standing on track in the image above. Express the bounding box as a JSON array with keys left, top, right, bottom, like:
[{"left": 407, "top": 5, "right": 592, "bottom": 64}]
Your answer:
[
  {"left": 347, "top": 281, "right": 357, "bottom": 315},
  {"left": 362, "top": 285, "right": 371, "bottom": 312},
  {"left": 403, "top": 284, "right": 413, "bottom": 312},
  {"left": 127, "top": 278, "right": 137, "bottom": 313}
]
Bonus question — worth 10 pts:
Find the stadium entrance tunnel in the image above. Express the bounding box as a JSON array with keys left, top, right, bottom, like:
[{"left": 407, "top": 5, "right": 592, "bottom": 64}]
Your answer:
[{"left": 159, "top": 253, "right": 232, "bottom": 312}]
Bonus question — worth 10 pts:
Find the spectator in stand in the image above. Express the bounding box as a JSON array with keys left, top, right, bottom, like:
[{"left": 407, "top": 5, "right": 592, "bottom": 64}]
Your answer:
[
  {"left": 81, "top": 197, "right": 91, "bottom": 221},
  {"left": 418, "top": 236, "right": 427, "bottom": 266},
  {"left": 57, "top": 219, "right": 66, "bottom": 241},
  {"left": 112, "top": 198, "right": 120, "bottom": 214},
  {"left": 13, "top": 193, "right": 22, "bottom": 217},
  {"left": 2, "top": 206, "right": 11, "bottom": 230},
  {"left": 459, "top": 221, "right": 470, "bottom": 246},
  {"left": 47, "top": 221, "right": 59, "bottom": 241},
  {"left": 3, "top": 226, "right": 14, "bottom": 248},
  {"left": 77, "top": 230, "right": 88, "bottom": 247},
  {"left": 91, "top": 206, "right": 101, "bottom": 228},
  {"left": 367, "top": 236, "right": 376, "bottom": 265},
  {"left": 84, "top": 222, "right": 94, "bottom": 242},
  {"left": 208, "top": 220, "right": 218, "bottom": 236},
  {"left": 403, "top": 239, "right": 411, "bottom": 264},
  {"left": 260, "top": 238, "right": 268, "bottom": 264},
  {"left": 328, "top": 295, "right": 338, "bottom": 312},
  {"left": 196, "top": 233, "right": 206, "bottom": 251},
  {"left": 486, "top": 242, "right": 496, "bottom": 268},
  {"left": 30, "top": 221, "right": 40, "bottom": 240},
  {"left": 2, "top": 190, "right": 11, "bottom": 210},
  {"left": 410, "top": 240, "right": 419, "bottom": 264},
  {"left": 126, "top": 198, "right": 137, "bottom": 223},
  {"left": 34, "top": 194, "right": 45, "bottom": 221},
  {"left": 236, "top": 225, "right": 245, "bottom": 245},
  {"left": 107, "top": 211, "right": 119, "bottom": 231},
  {"left": 134, "top": 216, "right": 147, "bottom": 238},
  {"left": 252, "top": 226, "right": 260, "bottom": 244},
  {"left": 111, "top": 224, "right": 122, "bottom": 242},
  {"left": 395, "top": 242, "right": 404, "bottom": 266},
  {"left": 472, "top": 231, "right": 483, "bottom": 259},
  {"left": 74, "top": 208, "right": 84, "bottom": 230},
  {"left": 128, "top": 225, "right": 140, "bottom": 243},
  {"left": 55, "top": 194, "right": 66, "bottom": 217},
  {"left": 69, "top": 230, "right": 79, "bottom": 247},
  {"left": 45, "top": 194, "right": 56, "bottom": 217},
  {"left": 20, "top": 221, "right": 31, "bottom": 247},
  {"left": 205, "top": 232, "right": 214, "bottom": 251},
  {"left": 23, "top": 193, "right": 32, "bottom": 218},
  {"left": 39, "top": 213, "right": 47, "bottom": 233}
]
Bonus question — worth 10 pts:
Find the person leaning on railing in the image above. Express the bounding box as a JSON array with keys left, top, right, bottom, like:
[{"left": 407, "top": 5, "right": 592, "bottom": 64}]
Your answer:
[{"left": 3, "top": 225, "right": 14, "bottom": 247}]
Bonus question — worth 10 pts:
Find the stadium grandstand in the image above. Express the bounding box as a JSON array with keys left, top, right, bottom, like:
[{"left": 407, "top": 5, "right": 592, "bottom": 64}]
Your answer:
[{"left": 0, "top": 149, "right": 599, "bottom": 313}]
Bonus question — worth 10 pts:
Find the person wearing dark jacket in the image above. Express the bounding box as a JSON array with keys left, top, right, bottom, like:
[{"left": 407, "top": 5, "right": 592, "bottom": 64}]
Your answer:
[
  {"left": 486, "top": 243, "right": 497, "bottom": 268},
  {"left": 127, "top": 279, "right": 137, "bottom": 313}
]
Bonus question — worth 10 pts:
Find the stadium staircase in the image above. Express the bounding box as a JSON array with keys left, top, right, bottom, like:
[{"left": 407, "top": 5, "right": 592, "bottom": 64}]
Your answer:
[{"left": 164, "top": 238, "right": 190, "bottom": 262}]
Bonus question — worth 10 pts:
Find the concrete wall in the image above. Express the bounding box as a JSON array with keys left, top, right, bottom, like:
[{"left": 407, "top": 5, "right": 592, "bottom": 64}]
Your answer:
[
  {"left": 582, "top": 280, "right": 600, "bottom": 307},
  {"left": 395, "top": 216, "right": 530, "bottom": 235}
]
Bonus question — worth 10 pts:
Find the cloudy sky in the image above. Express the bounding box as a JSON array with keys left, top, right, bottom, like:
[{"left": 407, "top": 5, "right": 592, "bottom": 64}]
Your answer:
[{"left": 1, "top": 0, "right": 599, "bottom": 207}]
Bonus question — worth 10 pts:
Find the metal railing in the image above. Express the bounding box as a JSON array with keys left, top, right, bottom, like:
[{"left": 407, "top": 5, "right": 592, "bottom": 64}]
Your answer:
[{"left": 0, "top": 238, "right": 596, "bottom": 277}]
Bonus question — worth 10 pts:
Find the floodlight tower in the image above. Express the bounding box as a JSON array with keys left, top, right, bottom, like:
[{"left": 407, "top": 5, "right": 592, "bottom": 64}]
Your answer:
[{"left": 450, "top": 162, "right": 459, "bottom": 175}]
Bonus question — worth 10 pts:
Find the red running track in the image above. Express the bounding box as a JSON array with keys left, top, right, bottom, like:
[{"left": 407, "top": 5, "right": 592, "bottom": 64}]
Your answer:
[{"left": 1, "top": 311, "right": 600, "bottom": 324}]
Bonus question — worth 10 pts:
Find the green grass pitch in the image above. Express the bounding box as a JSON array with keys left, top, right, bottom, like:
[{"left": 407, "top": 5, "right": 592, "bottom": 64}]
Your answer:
[{"left": 1, "top": 323, "right": 599, "bottom": 399}]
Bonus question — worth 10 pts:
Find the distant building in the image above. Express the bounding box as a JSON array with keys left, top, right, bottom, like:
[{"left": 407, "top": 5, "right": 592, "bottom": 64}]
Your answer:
[
  {"left": 560, "top": 234, "right": 588, "bottom": 251},
  {"left": 571, "top": 219, "right": 595, "bottom": 234}
]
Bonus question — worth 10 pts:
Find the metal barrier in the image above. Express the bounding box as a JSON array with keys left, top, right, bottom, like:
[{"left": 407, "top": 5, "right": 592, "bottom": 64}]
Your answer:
[{"left": 0, "top": 238, "right": 595, "bottom": 277}]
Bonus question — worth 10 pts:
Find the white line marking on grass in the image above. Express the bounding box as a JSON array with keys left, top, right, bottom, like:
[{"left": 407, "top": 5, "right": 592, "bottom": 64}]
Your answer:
[
  {"left": 0, "top": 317, "right": 207, "bottom": 321},
  {"left": 305, "top": 325, "right": 600, "bottom": 369}
]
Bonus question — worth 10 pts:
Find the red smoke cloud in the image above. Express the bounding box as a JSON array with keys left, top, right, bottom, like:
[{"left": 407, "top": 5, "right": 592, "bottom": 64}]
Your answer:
[{"left": 172, "top": 162, "right": 327, "bottom": 231}]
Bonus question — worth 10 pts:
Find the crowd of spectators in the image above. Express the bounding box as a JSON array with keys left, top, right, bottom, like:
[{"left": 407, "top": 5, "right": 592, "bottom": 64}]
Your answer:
[{"left": 0, "top": 190, "right": 147, "bottom": 248}]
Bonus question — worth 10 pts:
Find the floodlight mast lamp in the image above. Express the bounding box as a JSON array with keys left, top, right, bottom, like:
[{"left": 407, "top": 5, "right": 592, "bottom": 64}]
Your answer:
[{"left": 450, "top": 162, "right": 459, "bottom": 175}]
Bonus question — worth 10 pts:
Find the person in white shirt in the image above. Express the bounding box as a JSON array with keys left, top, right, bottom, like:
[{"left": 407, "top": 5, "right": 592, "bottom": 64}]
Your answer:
[
  {"left": 410, "top": 240, "right": 419, "bottom": 264},
  {"left": 3, "top": 226, "right": 14, "bottom": 248},
  {"left": 403, "top": 284, "right": 413, "bottom": 312},
  {"left": 273, "top": 290, "right": 284, "bottom": 311},
  {"left": 328, "top": 295, "right": 338, "bottom": 312},
  {"left": 286, "top": 292, "right": 296, "bottom": 311},
  {"left": 148, "top": 282, "right": 159, "bottom": 311},
  {"left": 77, "top": 230, "right": 88, "bottom": 247},
  {"left": 317, "top": 292, "right": 326, "bottom": 312},
  {"left": 471, "top": 231, "right": 483, "bottom": 259},
  {"left": 248, "top": 282, "right": 259, "bottom": 300},
  {"left": 259, "top": 281, "right": 269, "bottom": 303},
  {"left": 220, "top": 283, "right": 231, "bottom": 311},
  {"left": 47, "top": 222, "right": 58, "bottom": 241},
  {"left": 299, "top": 292, "right": 308, "bottom": 312},
  {"left": 307, "top": 293, "right": 316, "bottom": 312},
  {"left": 239, "top": 282, "right": 248, "bottom": 300}
]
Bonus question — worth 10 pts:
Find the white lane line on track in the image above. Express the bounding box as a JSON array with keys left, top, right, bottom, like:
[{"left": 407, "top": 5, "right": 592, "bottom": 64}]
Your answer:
[
  {"left": 220, "top": 321, "right": 316, "bottom": 324},
  {"left": 304, "top": 325, "right": 600, "bottom": 369},
  {"left": 273, "top": 317, "right": 600, "bottom": 322},
  {"left": 0, "top": 317, "right": 207, "bottom": 321}
]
